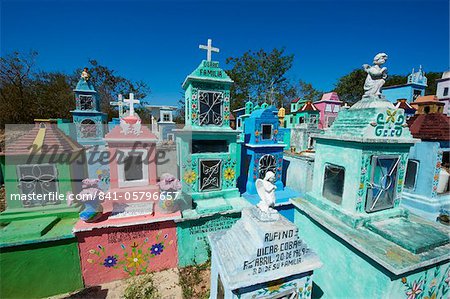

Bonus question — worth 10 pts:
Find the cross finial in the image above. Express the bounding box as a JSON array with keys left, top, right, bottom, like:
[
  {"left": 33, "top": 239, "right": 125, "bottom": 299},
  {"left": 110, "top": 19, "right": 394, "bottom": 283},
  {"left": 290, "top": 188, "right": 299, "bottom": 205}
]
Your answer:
[
  {"left": 124, "top": 93, "right": 140, "bottom": 117},
  {"left": 110, "top": 94, "right": 125, "bottom": 117},
  {"left": 199, "top": 38, "right": 219, "bottom": 61}
]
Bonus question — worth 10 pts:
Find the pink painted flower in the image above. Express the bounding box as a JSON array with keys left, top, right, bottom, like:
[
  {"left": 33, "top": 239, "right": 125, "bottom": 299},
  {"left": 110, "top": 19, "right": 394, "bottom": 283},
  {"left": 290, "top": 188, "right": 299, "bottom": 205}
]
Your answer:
[
  {"left": 445, "top": 271, "right": 450, "bottom": 286},
  {"left": 406, "top": 281, "right": 422, "bottom": 299}
]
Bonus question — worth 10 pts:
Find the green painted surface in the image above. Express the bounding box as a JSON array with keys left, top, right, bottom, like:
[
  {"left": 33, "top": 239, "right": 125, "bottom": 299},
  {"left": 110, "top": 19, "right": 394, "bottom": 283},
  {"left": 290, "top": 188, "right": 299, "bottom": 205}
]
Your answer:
[
  {"left": 293, "top": 206, "right": 450, "bottom": 298},
  {"left": 366, "top": 218, "right": 449, "bottom": 254},
  {"left": 176, "top": 213, "right": 240, "bottom": 267},
  {"left": 0, "top": 239, "right": 83, "bottom": 299}
]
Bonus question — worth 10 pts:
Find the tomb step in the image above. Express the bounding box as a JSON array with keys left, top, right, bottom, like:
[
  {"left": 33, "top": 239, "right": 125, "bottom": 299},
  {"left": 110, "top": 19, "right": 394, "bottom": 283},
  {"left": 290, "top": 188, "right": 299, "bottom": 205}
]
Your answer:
[{"left": 195, "top": 197, "right": 232, "bottom": 214}]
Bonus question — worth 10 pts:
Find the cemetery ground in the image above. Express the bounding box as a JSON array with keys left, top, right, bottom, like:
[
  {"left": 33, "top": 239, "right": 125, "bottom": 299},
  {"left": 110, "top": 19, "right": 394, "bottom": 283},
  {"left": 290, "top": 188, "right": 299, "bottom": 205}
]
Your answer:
[{"left": 49, "top": 262, "right": 211, "bottom": 299}]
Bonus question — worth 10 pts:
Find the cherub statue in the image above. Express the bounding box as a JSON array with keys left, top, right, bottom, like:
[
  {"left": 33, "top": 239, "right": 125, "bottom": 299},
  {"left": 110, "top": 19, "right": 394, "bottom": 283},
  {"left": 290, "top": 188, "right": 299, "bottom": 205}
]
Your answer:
[
  {"left": 363, "top": 53, "right": 388, "bottom": 98},
  {"left": 81, "top": 67, "right": 90, "bottom": 82},
  {"left": 256, "top": 171, "right": 277, "bottom": 213}
]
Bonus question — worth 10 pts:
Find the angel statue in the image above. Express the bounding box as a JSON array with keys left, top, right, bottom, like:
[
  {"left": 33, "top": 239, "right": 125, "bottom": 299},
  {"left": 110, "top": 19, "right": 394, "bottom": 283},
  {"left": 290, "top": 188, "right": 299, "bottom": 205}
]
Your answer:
[
  {"left": 256, "top": 171, "right": 277, "bottom": 213},
  {"left": 363, "top": 53, "right": 388, "bottom": 98},
  {"left": 81, "top": 67, "right": 90, "bottom": 81}
]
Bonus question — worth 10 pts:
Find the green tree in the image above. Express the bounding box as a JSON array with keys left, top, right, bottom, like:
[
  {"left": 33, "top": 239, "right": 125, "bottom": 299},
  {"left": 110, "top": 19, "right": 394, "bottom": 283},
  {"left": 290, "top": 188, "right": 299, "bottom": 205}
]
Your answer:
[
  {"left": 334, "top": 69, "right": 366, "bottom": 104},
  {"left": 423, "top": 72, "right": 442, "bottom": 95},
  {"left": 0, "top": 51, "right": 38, "bottom": 126},
  {"left": 225, "top": 48, "right": 295, "bottom": 110},
  {"left": 0, "top": 51, "right": 151, "bottom": 128},
  {"left": 294, "top": 80, "right": 322, "bottom": 103}
]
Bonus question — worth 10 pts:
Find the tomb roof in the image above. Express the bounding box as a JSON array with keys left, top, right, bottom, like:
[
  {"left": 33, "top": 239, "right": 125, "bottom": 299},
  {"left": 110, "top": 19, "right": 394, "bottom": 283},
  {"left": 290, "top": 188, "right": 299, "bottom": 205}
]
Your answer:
[
  {"left": 2, "top": 119, "right": 83, "bottom": 156},
  {"left": 413, "top": 95, "right": 441, "bottom": 104},
  {"left": 316, "top": 92, "right": 342, "bottom": 103},
  {"left": 407, "top": 113, "right": 450, "bottom": 141},
  {"left": 74, "top": 77, "right": 97, "bottom": 93},
  {"left": 182, "top": 60, "right": 233, "bottom": 89},
  {"left": 299, "top": 101, "right": 318, "bottom": 112},
  {"left": 395, "top": 99, "right": 416, "bottom": 113}
]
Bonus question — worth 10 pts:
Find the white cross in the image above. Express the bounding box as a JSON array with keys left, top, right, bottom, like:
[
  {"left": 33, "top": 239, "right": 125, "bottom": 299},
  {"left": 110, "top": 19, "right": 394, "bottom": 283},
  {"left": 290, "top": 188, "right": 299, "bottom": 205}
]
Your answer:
[
  {"left": 199, "top": 39, "right": 219, "bottom": 61},
  {"left": 124, "top": 93, "right": 140, "bottom": 117},
  {"left": 110, "top": 94, "right": 126, "bottom": 117}
]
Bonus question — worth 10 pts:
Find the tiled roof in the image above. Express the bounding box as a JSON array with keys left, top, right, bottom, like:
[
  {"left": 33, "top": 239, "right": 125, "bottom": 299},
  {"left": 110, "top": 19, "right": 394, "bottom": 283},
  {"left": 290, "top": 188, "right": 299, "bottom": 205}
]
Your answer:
[
  {"left": 407, "top": 113, "right": 450, "bottom": 141},
  {"left": 3, "top": 120, "right": 83, "bottom": 155},
  {"left": 395, "top": 99, "right": 416, "bottom": 113},
  {"left": 413, "top": 95, "right": 439, "bottom": 104},
  {"left": 299, "top": 101, "right": 318, "bottom": 112},
  {"left": 318, "top": 92, "right": 341, "bottom": 102}
]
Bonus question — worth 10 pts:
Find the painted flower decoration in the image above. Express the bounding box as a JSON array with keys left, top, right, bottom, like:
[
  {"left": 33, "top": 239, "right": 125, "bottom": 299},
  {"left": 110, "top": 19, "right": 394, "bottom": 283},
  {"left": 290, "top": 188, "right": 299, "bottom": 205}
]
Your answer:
[
  {"left": 126, "top": 252, "right": 143, "bottom": 268},
  {"left": 386, "top": 110, "right": 397, "bottom": 123},
  {"left": 183, "top": 170, "right": 197, "bottom": 184},
  {"left": 274, "top": 129, "right": 278, "bottom": 135},
  {"left": 406, "top": 281, "right": 422, "bottom": 299},
  {"left": 255, "top": 130, "right": 260, "bottom": 136},
  {"left": 192, "top": 113, "right": 197, "bottom": 119},
  {"left": 192, "top": 104, "right": 197, "bottom": 109},
  {"left": 103, "top": 256, "right": 117, "bottom": 268},
  {"left": 446, "top": 271, "right": 450, "bottom": 286},
  {"left": 224, "top": 168, "right": 235, "bottom": 180},
  {"left": 150, "top": 243, "right": 164, "bottom": 255}
]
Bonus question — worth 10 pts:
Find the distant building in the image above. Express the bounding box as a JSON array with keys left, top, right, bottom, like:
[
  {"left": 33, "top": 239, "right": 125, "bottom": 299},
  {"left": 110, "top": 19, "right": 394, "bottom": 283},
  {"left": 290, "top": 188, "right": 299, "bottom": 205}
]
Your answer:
[
  {"left": 146, "top": 105, "right": 177, "bottom": 142},
  {"left": 436, "top": 71, "right": 450, "bottom": 116},
  {"left": 314, "top": 92, "right": 343, "bottom": 129},
  {"left": 382, "top": 66, "right": 427, "bottom": 104}
]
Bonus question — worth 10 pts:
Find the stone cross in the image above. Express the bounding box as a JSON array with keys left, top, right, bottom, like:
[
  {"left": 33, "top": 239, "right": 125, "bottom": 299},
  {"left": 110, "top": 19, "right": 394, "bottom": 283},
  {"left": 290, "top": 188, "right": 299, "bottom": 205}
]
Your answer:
[
  {"left": 199, "top": 39, "right": 219, "bottom": 61},
  {"left": 110, "top": 94, "right": 126, "bottom": 117},
  {"left": 124, "top": 93, "right": 140, "bottom": 117}
]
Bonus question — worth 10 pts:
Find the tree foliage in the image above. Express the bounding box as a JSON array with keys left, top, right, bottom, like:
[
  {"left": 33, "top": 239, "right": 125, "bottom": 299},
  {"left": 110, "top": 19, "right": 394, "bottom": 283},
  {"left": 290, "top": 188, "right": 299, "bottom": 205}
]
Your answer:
[
  {"left": 225, "top": 48, "right": 295, "bottom": 110},
  {"left": 294, "top": 80, "right": 322, "bottom": 103},
  {"left": 0, "top": 51, "right": 150, "bottom": 127}
]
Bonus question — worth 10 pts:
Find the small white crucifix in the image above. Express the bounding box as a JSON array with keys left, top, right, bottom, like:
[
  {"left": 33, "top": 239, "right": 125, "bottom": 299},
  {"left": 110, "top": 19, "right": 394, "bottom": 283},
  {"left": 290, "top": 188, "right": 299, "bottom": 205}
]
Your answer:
[
  {"left": 199, "top": 38, "right": 219, "bottom": 61},
  {"left": 110, "top": 94, "right": 125, "bottom": 117},
  {"left": 124, "top": 93, "right": 140, "bottom": 117}
]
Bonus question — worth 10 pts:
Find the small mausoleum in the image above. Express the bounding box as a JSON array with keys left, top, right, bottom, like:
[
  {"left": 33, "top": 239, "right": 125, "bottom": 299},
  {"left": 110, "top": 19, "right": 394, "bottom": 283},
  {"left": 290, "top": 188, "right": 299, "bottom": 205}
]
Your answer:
[
  {"left": 291, "top": 54, "right": 450, "bottom": 298},
  {"left": 174, "top": 39, "right": 249, "bottom": 267},
  {"left": 382, "top": 66, "right": 428, "bottom": 104},
  {"left": 73, "top": 100, "right": 180, "bottom": 285},
  {"left": 314, "top": 92, "right": 343, "bottom": 129},
  {"left": 0, "top": 119, "right": 85, "bottom": 298},
  {"left": 209, "top": 206, "right": 322, "bottom": 299},
  {"left": 239, "top": 106, "right": 299, "bottom": 216},
  {"left": 71, "top": 69, "right": 107, "bottom": 146},
  {"left": 289, "top": 100, "right": 322, "bottom": 153},
  {"left": 402, "top": 96, "right": 450, "bottom": 223},
  {"left": 146, "top": 105, "right": 178, "bottom": 142}
]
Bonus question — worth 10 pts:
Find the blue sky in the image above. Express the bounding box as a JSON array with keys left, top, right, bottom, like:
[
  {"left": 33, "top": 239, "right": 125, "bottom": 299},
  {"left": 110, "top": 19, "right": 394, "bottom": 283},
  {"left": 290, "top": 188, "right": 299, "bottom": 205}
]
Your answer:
[{"left": 1, "top": 0, "right": 449, "bottom": 106}]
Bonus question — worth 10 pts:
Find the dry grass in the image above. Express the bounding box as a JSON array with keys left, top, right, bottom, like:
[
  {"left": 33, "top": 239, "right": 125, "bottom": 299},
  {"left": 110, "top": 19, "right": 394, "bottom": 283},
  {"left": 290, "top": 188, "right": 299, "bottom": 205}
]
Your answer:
[{"left": 178, "top": 261, "right": 211, "bottom": 299}]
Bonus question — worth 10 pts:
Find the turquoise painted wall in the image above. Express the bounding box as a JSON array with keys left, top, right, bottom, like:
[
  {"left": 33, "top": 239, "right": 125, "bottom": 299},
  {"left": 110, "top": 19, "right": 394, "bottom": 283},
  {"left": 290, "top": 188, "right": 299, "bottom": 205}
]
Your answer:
[
  {"left": 294, "top": 209, "right": 449, "bottom": 298},
  {"left": 176, "top": 213, "right": 240, "bottom": 267}
]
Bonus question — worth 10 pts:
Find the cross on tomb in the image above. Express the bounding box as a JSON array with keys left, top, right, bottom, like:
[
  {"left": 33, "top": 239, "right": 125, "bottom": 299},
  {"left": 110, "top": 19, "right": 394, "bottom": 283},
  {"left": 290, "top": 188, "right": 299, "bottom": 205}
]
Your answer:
[
  {"left": 124, "top": 93, "right": 140, "bottom": 117},
  {"left": 110, "top": 94, "right": 126, "bottom": 117},
  {"left": 199, "top": 39, "right": 219, "bottom": 62}
]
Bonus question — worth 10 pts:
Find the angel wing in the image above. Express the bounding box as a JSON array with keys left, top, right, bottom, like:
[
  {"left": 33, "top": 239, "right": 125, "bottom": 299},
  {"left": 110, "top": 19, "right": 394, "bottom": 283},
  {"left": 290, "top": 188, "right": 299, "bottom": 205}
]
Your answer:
[{"left": 256, "top": 179, "right": 266, "bottom": 202}]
